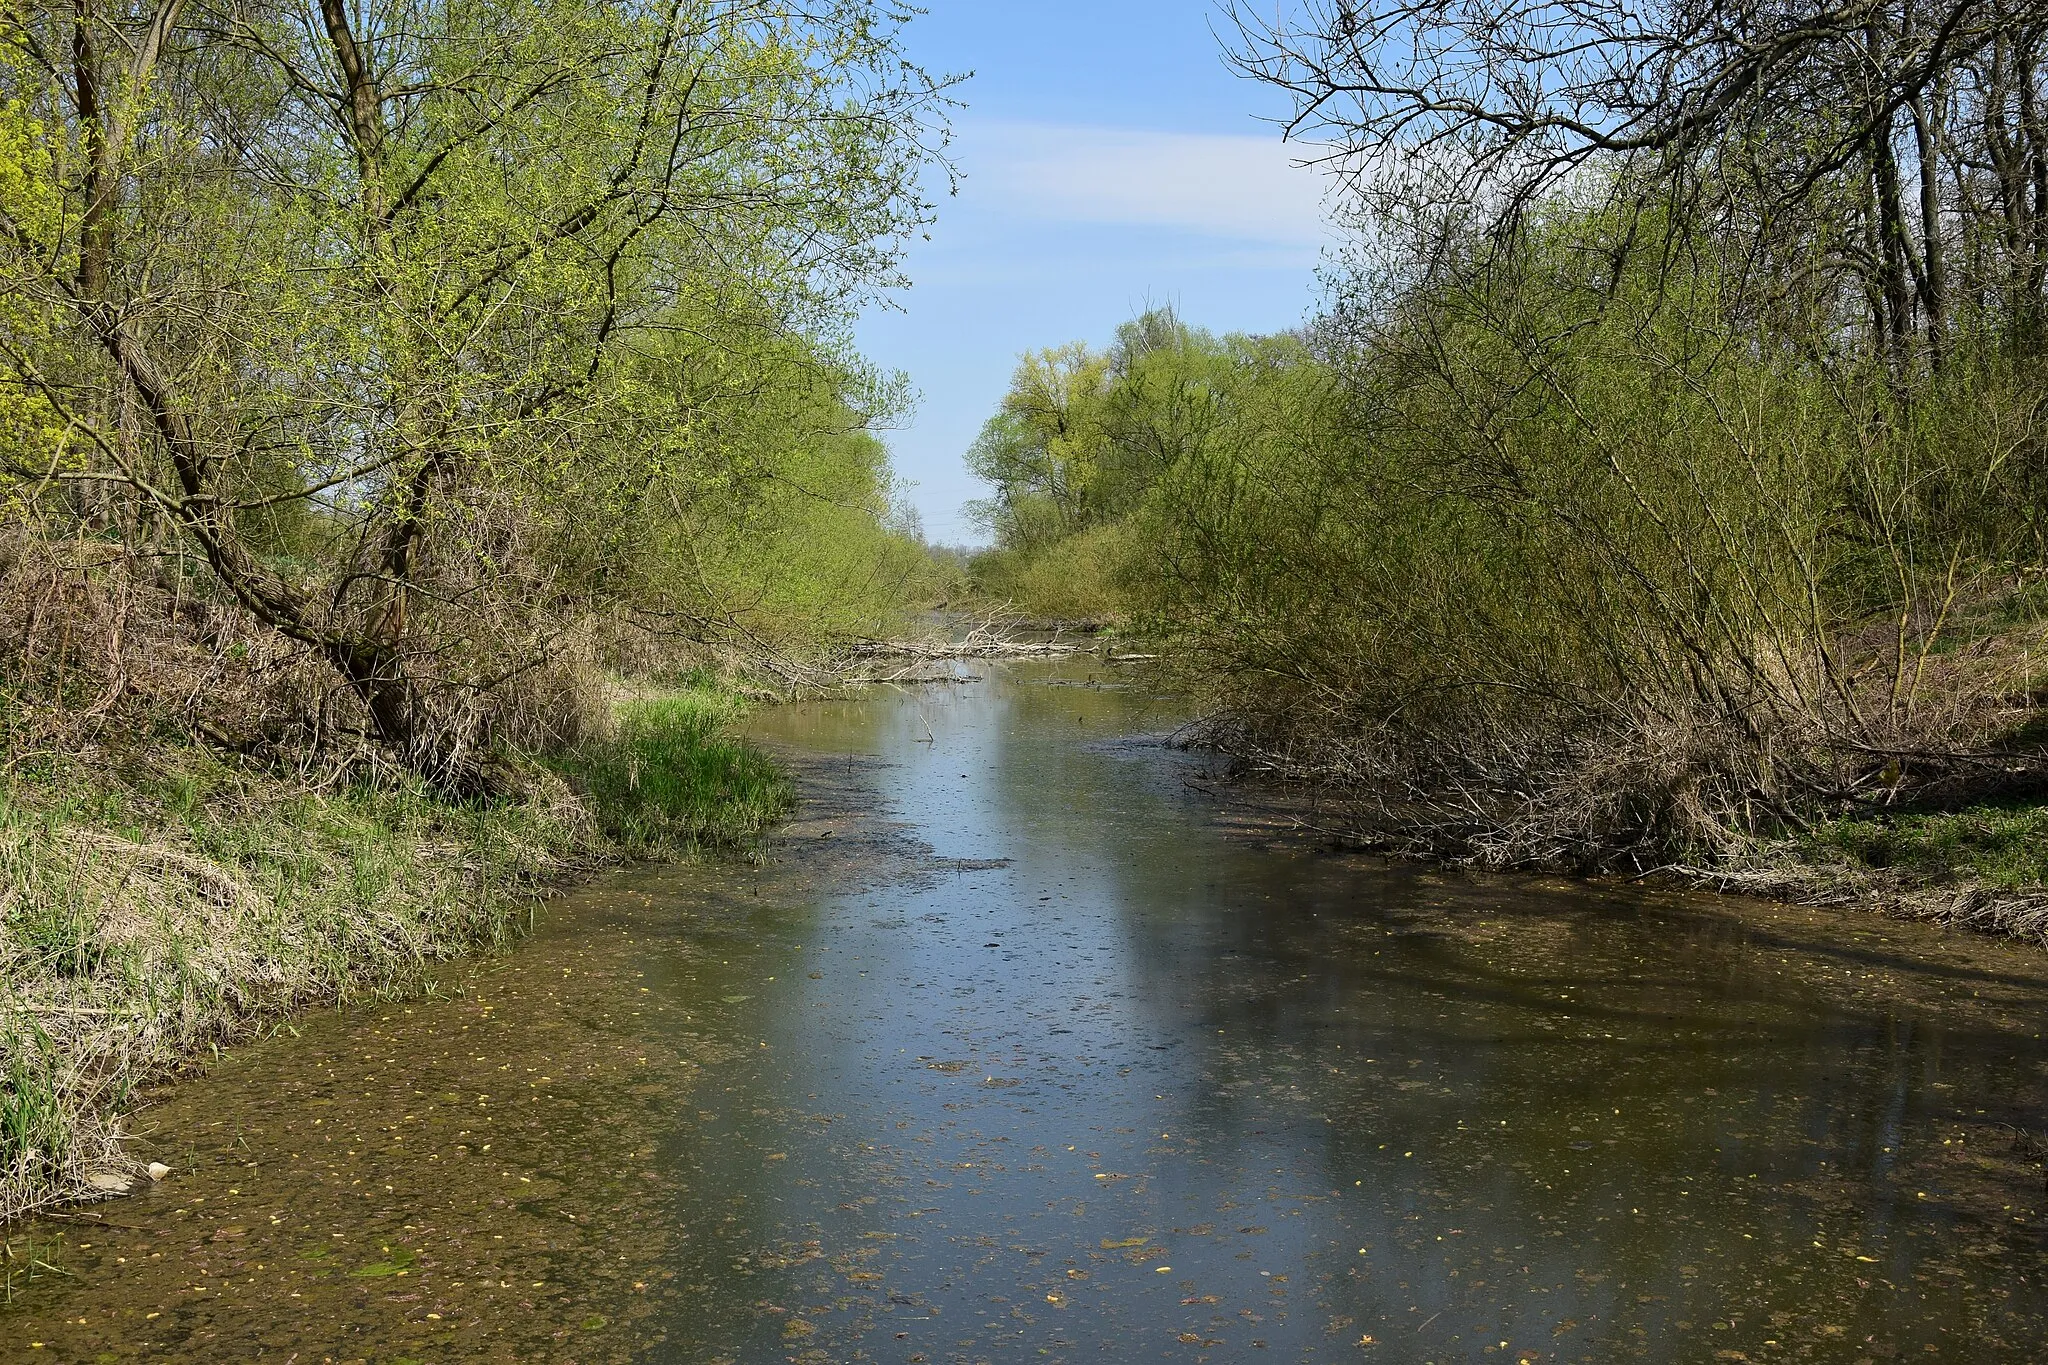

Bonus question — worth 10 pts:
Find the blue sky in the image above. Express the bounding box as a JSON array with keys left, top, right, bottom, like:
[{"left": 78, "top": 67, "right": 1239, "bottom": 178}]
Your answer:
[{"left": 854, "top": 2, "right": 1340, "bottom": 545}]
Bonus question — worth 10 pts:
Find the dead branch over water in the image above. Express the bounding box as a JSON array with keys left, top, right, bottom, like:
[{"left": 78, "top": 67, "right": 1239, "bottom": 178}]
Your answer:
[{"left": 829, "top": 617, "right": 1143, "bottom": 684}]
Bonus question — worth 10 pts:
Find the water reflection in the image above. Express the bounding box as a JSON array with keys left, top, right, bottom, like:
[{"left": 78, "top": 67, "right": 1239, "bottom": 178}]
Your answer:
[{"left": 6, "top": 660, "right": 2048, "bottom": 1362}]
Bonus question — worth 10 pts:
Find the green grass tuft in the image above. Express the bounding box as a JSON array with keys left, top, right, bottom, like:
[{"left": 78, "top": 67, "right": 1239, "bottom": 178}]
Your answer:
[{"left": 552, "top": 690, "right": 792, "bottom": 855}]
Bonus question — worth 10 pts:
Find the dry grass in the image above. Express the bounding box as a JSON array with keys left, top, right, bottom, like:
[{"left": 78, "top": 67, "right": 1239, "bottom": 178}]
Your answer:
[
  {"left": 0, "top": 527, "right": 798, "bottom": 1222},
  {"left": 0, "top": 737, "right": 590, "bottom": 1223},
  {"left": 1682, "top": 856, "right": 2048, "bottom": 950}
]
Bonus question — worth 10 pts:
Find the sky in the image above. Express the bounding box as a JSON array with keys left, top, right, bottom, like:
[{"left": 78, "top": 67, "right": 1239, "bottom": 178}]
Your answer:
[{"left": 853, "top": 1, "right": 1343, "bottom": 546}]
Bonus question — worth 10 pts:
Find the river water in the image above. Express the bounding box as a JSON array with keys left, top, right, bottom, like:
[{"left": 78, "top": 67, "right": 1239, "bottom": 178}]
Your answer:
[{"left": 8, "top": 659, "right": 2048, "bottom": 1362}]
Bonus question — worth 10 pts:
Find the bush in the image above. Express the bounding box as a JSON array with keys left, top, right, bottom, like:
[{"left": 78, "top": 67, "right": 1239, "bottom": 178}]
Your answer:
[{"left": 969, "top": 522, "right": 1134, "bottom": 622}]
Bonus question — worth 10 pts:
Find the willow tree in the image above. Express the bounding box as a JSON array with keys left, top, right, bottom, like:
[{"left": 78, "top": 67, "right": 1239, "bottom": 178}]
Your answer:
[
  {"left": 966, "top": 310, "right": 1233, "bottom": 554},
  {"left": 0, "top": 1, "right": 948, "bottom": 791}
]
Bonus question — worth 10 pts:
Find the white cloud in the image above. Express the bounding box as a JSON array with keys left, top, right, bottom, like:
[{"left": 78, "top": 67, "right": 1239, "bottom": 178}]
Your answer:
[{"left": 960, "top": 121, "right": 1338, "bottom": 246}]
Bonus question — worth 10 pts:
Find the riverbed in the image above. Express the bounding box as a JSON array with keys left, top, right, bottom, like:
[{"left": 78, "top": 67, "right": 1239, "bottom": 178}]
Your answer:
[{"left": 7, "top": 658, "right": 2048, "bottom": 1362}]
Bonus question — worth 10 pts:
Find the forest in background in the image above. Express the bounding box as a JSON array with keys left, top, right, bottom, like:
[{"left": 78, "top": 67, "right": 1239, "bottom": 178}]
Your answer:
[
  {"left": 969, "top": 0, "right": 2048, "bottom": 922},
  {"left": 0, "top": 0, "right": 960, "bottom": 1216}
]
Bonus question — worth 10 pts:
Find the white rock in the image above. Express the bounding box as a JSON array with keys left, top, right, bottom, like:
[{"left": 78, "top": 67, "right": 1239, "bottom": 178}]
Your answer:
[
  {"left": 146, "top": 1162, "right": 171, "bottom": 1181},
  {"left": 86, "top": 1171, "right": 132, "bottom": 1193}
]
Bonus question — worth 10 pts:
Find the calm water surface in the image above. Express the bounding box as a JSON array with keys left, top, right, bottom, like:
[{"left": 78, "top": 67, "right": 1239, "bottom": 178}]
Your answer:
[{"left": 8, "top": 660, "right": 2048, "bottom": 1363}]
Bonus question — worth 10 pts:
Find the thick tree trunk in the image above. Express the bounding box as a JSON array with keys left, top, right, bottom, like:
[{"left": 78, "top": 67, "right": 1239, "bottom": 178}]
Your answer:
[
  {"left": 71, "top": 1, "right": 111, "bottom": 302},
  {"left": 2021, "top": 38, "right": 2048, "bottom": 307}
]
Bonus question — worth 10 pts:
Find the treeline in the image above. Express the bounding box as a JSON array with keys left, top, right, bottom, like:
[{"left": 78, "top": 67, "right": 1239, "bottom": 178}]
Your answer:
[
  {"left": 0, "top": 0, "right": 955, "bottom": 791},
  {"left": 975, "top": 0, "right": 2048, "bottom": 872}
]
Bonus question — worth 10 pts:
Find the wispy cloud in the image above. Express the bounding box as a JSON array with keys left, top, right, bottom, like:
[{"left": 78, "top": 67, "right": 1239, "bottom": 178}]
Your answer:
[{"left": 959, "top": 122, "right": 1338, "bottom": 247}]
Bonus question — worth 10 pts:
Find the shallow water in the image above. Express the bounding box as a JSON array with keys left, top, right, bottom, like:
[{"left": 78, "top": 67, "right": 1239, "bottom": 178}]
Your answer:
[{"left": 9, "top": 660, "right": 2048, "bottom": 1363}]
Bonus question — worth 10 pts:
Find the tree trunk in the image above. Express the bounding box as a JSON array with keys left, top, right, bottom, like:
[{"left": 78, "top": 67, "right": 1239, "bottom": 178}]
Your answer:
[
  {"left": 1910, "top": 87, "right": 1948, "bottom": 367},
  {"left": 81, "top": 303, "right": 497, "bottom": 799}
]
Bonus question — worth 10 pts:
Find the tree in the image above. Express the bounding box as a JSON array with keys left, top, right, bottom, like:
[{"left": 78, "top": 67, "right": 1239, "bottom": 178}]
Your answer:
[
  {"left": 0, "top": 0, "right": 951, "bottom": 792},
  {"left": 966, "top": 309, "right": 1229, "bottom": 553},
  {"left": 1225, "top": 0, "right": 2048, "bottom": 369}
]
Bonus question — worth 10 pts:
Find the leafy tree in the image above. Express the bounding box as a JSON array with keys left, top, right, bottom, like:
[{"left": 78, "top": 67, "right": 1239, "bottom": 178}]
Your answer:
[
  {"left": 0, "top": 0, "right": 951, "bottom": 790},
  {"left": 0, "top": 43, "right": 57, "bottom": 499},
  {"left": 966, "top": 308, "right": 1232, "bottom": 565}
]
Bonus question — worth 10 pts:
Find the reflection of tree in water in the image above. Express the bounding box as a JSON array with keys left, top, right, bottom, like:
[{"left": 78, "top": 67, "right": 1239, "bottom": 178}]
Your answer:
[
  {"left": 34, "top": 667, "right": 2046, "bottom": 1359},
  {"left": 797, "top": 665, "right": 2048, "bottom": 1357}
]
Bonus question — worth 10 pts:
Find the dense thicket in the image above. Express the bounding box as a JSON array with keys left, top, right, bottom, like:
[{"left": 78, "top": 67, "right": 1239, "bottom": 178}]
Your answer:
[
  {"left": 976, "top": 0, "right": 2048, "bottom": 868},
  {"left": 0, "top": 0, "right": 951, "bottom": 791},
  {"left": 964, "top": 310, "right": 1257, "bottom": 618}
]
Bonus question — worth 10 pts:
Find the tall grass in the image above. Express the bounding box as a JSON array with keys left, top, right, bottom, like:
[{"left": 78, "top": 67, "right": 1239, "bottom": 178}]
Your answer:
[{"left": 551, "top": 691, "right": 793, "bottom": 854}]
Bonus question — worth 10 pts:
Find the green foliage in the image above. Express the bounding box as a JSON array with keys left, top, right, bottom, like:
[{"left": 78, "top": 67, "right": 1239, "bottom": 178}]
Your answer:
[
  {"left": 968, "top": 522, "right": 1136, "bottom": 623},
  {"left": 964, "top": 308, "right": 1253, "bottom": 617},
  {"left": 980, "top": 198, "right": 2048, "bottom": 866},
  {"left": 626, "top": 338, "right": 955, "bottom": 647},
  {"left": 1129, "top": 207, "right": 2048, "bottom": 766},
  {"left": 1184, "top": 0, "right": 2048, "bottom": 871},
  {"left": 0, "top": 1, "right": 953, "bottom": 782},
  {"left": 0, "top": 46, "right": 58, "bottom": 490},
  {"left": 553, "top": 691, "right": 792, "bottom": 854},
  {"left": 1805, "top": 803, "right": 2048, "bottom": 891}
]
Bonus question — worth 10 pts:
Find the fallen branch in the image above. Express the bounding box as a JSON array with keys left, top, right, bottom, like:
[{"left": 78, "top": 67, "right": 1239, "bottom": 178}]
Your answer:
[
  {"left": 843, "top": 638, "right": 1086, "bottom": 661},
  {"left": 841, "top": 615, "right": 1093, "bottom": 663}
]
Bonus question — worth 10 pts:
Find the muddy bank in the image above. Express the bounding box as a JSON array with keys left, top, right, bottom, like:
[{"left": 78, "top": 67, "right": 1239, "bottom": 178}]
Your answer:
[{"left": 1198, "top": 762, "right": 2048, "bottom": 955}]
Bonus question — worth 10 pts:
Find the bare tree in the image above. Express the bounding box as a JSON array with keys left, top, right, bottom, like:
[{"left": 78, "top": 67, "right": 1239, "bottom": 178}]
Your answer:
[{"left": 1225, "top": 0, "right": 2048, "bottom": 362}]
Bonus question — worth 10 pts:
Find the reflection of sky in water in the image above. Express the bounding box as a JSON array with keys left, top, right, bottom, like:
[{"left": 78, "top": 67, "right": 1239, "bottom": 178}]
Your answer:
[
  {"left": 8, "top": 662, "right": 2048, "bottom": 1363},
  {"left": 673, "top": 664, "right": 2048, "bottom": 1362}
]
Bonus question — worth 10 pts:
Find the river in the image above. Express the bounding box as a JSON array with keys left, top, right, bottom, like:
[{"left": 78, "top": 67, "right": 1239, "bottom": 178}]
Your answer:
[{"left": 7, "top": 658, "right": 2048, "bottom": 1362}]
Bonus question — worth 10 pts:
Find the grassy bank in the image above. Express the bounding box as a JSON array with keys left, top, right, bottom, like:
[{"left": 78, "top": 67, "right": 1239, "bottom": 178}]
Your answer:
[
  {"left": 0, "top": 685, "right": 789, "bottom": 1224},
  {"left": 1685, "top": 803, "right": 2048, "bottom": 947},
  {"left": 549, "top": 692, "right": 791, "bottom": 854}
]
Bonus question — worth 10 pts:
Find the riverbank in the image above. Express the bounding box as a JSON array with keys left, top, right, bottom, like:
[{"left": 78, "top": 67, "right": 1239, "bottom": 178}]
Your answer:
[
  {"left": 1683, "top": 804, "right": 2048, "bottom": 947},
  {"left": 0, "top": 686, "right": 789, "bottom": 1224},
  {"left": 7, "top": 653, "right": 2045, "bottom": 1360},
  {"left": 1196, "top": 744, "right": 2048, "bottom": 951}
]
